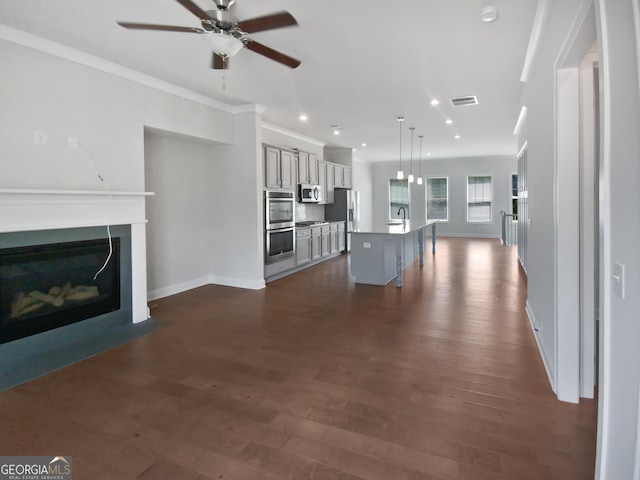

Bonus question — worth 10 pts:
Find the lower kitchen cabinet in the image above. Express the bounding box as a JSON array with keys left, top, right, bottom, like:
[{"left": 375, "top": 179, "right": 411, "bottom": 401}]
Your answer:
[
  {"left": 311, "top": 227, "right": 322, "bottom": 260},
  {"left": 338, "top": 223, "right": 346, "bottom": 252},
  {"left": 296, "top": 228, "right": 312, "bottom": 265},
  {"left": 321, "top": 225, "right": 331, "bottom": 257},
  {"left": 330, "top": 223, "right": 339, "bottom": 254},
  {"left": 269, "top": 222, "right": 345, "bottom": 282}
]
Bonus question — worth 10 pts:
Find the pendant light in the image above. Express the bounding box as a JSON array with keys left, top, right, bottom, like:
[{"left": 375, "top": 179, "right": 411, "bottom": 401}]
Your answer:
[
  {"left": 408, "top": 127, "right": 415, "bottom": 183},
  {"left": 396, "top": 116, "right": 405, "bottom": 180},
  {"left": 417, "top": 135, "right": 424, "bottom": 185}
]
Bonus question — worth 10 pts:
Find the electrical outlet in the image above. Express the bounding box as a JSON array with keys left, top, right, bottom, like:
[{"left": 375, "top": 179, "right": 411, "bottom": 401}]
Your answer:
[
  {"left": 363, "top": 242, "right": 371, "bottom": 249},
  {"left": 33, "top": 131, "right": 48, "bottom": 145}
]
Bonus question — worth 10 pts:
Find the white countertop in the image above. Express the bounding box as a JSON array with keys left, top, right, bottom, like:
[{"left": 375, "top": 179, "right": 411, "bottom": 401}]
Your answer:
[{"left": 352, "top": 219, "right": 437, "bottom": 235}]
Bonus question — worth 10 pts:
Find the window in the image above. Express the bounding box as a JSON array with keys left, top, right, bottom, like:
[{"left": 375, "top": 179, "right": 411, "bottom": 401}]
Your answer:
[
  {"left": 426, "top": 177, "right": 448, "bottom": 221},
  {"left": 511, "top": 174, "right": 518, "bottom": 215},
  {"left": 467, "top": 175, "right": 492, "bottom": 222},
  {"left": 389, "top": 179, "right": 409, "bottom": 220}
]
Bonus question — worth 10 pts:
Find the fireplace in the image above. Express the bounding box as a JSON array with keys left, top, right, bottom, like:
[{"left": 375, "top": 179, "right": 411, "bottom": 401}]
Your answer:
[
  {"left": 0, "top": 238, "right": 121, "bottom": 344},
  {"left": 0, "top": 189, "right": 154, "bottom": 390}
]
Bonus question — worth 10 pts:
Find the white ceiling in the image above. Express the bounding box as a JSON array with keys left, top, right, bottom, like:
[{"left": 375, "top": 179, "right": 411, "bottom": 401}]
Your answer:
[{"left": 0, "top": 0, "right": 538, "bottom": 162}]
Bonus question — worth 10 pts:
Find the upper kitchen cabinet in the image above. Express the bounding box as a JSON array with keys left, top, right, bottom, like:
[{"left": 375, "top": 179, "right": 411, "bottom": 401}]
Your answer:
[
  {"left": 333, "top": 164, "right": 352, "bottom": 189},
  {"left": 297, "top": 151, "right": 319, "bottom": 185},
  {"left": 326, "top": 163, "right": 335, "bottom": 203},
  {"left": 265, "top": 146, "right": 295, "bottom": 190}
]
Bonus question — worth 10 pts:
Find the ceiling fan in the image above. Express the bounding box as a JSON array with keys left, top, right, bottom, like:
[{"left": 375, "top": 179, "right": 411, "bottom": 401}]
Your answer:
[{"left": 117, "top": 0, "right": 300, "bottom": 70}]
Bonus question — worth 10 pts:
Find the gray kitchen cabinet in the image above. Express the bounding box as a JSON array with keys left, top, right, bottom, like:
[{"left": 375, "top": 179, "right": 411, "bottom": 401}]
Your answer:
[
  {"left": 333, "top": 164, "right": 352, "bottom": 188},
  {"left": 337, "top": 222, "right": 346, "bottom": 252},
  {"left": 330, "top": 223, "right": 339, "bottom": 254},
  {"left": 265, "top": 145, "right": 295, "bottom": 189},
  {"left": 280, "top": 150, "right": 295, "bottom": 189},
  {"left": 321, "top": 224, "right": 331, "bottom": 257},
  {"left": 326, "top": 163, "right": 335, "bottom": 203},
  {"left": 308, "top": 154, "right": 319, "bottom": 185},
  {"left": 297, "top": 151, "right": 319, "bottom": 185},
  {"left": 297, "top": 151, "right": 308, "bottom": 184},
  {"left": 311, "top": 226, "right": 322, "bottom": 260},
  {"left": 296, "top": 228, "right": 312, "bottom": 265},
  {"left": 343, "top": 166, "right": 352, "bottom": 188},
  {"left": 318, "top": 162, "right": 327, "bottom": 204}
]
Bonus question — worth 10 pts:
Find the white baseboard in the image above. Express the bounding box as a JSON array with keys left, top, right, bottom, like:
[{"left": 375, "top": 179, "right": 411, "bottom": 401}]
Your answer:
[
  {"left": 147, "top": 276, "right": 212, "bottom": 301},
  {"left": 209, "top": 275, "right": 266, "bottom": 291},
  {"left": 148, "top": 273, "right": 266, "bottom": 301},
  {"left": 526, "top": 299, "right": 556, "bottom": 393}
]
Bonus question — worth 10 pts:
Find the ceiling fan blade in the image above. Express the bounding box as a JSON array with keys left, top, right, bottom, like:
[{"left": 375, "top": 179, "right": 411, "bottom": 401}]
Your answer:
[
  {"left": 236, "top": 11, "right": 297, "bottom": 33},
  {"left": 212, "top": 53, "right": 229, "bottom": 69},
  {"left": 174, "top": 0, "right": 212, "bottom": 20},
  {"left": 117, "top": 22, "right": 205, "bottom": 33},
  {"left": 245, "top": 40, "right": 300, "bottom": 68}
]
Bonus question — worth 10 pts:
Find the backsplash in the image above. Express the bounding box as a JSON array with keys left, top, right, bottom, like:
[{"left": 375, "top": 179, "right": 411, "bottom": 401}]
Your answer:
[{"left": 295, "top": 203, "right": 324, "bottom": 222}]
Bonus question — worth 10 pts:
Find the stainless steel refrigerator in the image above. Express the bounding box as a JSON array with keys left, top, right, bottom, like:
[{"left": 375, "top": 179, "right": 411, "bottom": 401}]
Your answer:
[{"left": 325, "top": 188, "right": 360, "bottom": 252}]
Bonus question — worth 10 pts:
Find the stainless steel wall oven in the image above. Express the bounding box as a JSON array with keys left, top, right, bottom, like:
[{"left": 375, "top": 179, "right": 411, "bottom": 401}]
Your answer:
[{"left": 264, "top": 191, "right": 295, "bottom": 263}]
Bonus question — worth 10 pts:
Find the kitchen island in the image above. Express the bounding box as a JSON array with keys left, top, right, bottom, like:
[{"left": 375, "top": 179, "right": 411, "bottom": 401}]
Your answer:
[{"left": 350, "top": 220, "right": 437, "bottom": 287}]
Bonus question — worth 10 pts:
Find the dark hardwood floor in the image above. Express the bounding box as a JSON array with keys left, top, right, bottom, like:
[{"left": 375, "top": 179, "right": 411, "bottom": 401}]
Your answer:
[{"left": 0, "top": 237, "right": 597, "bottom": 479}]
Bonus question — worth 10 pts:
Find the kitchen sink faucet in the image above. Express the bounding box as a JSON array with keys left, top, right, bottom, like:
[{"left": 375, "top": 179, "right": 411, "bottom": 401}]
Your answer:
[{"left": 397, "top": 207, "right": 406, "bottom": 221}]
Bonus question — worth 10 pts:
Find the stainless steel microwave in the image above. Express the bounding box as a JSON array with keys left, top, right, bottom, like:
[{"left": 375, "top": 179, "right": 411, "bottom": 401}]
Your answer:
[{"left": 298, "top": 184, "right": 322, "bottom": 203}]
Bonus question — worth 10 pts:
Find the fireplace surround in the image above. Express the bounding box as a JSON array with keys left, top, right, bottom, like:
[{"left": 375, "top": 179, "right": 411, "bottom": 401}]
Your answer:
[{"left": 0, "top": 189, "right": 154, "bottom": 389}]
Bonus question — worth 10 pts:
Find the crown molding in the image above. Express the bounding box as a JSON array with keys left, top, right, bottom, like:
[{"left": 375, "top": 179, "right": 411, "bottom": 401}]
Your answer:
[
  {"left": 520, "top": 0, "right": 552, "bottom": 83},
  {"left": 262, "top": 122, "right": 326, "bottom": 147},
  {"left": 0, "top": 24, "right": 260, "bottom": 115}
]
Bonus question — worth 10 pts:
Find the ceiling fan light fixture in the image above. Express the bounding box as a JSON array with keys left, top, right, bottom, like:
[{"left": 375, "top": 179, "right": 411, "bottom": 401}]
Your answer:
[{"left": 203, "top": 31, "right": 244, "bottom": 57}]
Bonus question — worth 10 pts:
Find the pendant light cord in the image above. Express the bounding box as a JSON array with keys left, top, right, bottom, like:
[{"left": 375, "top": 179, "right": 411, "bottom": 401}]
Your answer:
[
  {"left": 398, "top": 117, "right": 403, "bottom": 172},
  {"left": 409, "top": 127, "right": 415, "bottom": 175},
  {"left": 419, "top": 135, "right": 423, "bottom": 177}
]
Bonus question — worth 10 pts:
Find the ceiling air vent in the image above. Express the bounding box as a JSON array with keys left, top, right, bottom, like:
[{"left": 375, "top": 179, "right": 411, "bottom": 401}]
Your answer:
[{"left": 449, "top": 95, "right": 478, "bottom": 107}]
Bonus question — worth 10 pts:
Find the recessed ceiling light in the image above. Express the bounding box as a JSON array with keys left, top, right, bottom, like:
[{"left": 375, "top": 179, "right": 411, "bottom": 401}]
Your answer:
[
  {"left": 361, "top": 143, "right": 367, "bottom": 147},
  {"left": 334, "top": 130, "right": 340, "bottom": 135},
  {"left": 430, "top": 99, "right": 440, "bottom": 106},
  {"left": 427, "top": 152, "right": 432, "bottom": 156},
  {"left": 299, "top": 114, "right": 308, "bottom": 121},
  {"left": 446, "top": 119, "right": 453, "bottom": 125},
  {"left": 454, "top": 135, "right": 461, "bottom": 139},
  {"left": 481, "top": 6, "right": 498, "bottom": 23}
]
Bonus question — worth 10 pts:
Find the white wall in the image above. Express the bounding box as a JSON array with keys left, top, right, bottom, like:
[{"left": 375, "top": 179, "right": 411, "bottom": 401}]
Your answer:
[
  {"left": 523, "top": 0, "right": 640, "bottom": 476},
  {"left": 371, "top": 157, "right": 516, "bottom": 235},
  {"left": 144, "top": 131, "right": 218, "bottom": 299},
  {"left": 209, "top": 112, "right": 265, "bottom": 289},
  {"left": 0, "top": 40, "right": 234, "bottom": 193},
  {"left": 0, "top": 37, "right": 267, "bottom": 298},
  {"left": 352, "top": 157, "right": 374, "bottom": 231},
  {"left": 522, "top": 0, "right": 587, "bottom": 391},
  {"left": 324, "top": 146, "right": 352, "bottom": 167},
  {"left": 594, "top": 1, "right": 640, "bottom": 477}
]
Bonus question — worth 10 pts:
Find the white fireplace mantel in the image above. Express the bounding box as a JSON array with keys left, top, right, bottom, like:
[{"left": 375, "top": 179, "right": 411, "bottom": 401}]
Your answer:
[
  {"left": 0, "top": 188, "right": 154, "bottom": 323},
  {"left": 0, "top": 189, "right": 154, "bottom": 233}
]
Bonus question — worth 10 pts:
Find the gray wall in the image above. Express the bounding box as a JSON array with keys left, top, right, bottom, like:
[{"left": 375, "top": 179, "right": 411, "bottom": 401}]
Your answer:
[{"left": 371, "top": 156, "right": 516, "bottom": 235}]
